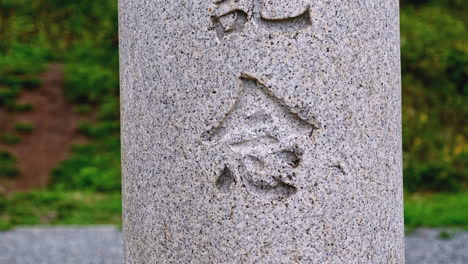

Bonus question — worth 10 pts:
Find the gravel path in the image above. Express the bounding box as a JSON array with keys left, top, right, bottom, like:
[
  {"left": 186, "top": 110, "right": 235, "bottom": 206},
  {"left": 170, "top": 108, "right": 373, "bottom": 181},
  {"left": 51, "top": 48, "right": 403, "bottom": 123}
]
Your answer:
[
  {"left": 1, "top": 227, "right": 467, "bottom": 263},
  {"left": 405, "top": 228, "right": 468, "bottom": 264},
  {"left": 0, "top": 227, "right": 122, "bottom": 264}
]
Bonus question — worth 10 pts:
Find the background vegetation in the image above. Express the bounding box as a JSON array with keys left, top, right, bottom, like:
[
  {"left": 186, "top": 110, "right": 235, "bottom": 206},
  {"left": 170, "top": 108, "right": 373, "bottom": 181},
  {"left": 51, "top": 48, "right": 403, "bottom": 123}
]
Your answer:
[{"left": 0, "top": 0, "right": 466, "bottom": 230}]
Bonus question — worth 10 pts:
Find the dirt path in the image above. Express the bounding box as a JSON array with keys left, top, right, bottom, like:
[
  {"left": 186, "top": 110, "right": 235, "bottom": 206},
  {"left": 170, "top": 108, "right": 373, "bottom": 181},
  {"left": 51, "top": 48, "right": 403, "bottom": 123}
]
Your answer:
[{"left": 0, "top": 63, "right": 85, "bottom": 192}]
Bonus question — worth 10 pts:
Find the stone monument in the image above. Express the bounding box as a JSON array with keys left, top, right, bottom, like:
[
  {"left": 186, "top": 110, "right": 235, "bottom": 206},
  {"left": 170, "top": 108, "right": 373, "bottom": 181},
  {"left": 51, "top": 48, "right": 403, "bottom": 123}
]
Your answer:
[{"left": 119, "top": 0, "right": 404, "bottom": 262}]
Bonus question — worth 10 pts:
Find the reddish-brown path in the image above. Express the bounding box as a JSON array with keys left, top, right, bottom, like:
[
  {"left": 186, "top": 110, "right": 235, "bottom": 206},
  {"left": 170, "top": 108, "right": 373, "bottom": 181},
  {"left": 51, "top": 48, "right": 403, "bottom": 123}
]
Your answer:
[{"left": 0, "top": 63, "right": 86, "bottom": 192}]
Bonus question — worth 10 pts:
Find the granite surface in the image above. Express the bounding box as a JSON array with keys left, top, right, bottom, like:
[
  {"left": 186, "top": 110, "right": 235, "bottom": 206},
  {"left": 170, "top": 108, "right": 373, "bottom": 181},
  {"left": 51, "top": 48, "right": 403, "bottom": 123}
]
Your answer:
[{"left": 119, "top": 0, "right": 403, "bottom": 262}]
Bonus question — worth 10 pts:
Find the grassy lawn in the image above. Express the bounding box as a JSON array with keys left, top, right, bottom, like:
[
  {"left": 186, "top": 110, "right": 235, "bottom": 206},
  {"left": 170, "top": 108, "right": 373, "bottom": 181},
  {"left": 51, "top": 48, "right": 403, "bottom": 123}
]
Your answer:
[
  {"left": 0, "top": 191, "right": 121, "bottom": 230},
  {"left": 405, "top": 192, "right": 468, "bottom": 231}
]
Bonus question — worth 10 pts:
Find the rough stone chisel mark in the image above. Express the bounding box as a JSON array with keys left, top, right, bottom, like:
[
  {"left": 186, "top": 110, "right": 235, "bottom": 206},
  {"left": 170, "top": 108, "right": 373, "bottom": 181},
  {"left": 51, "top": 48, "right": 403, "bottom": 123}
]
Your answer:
[
  {"left": 216, "top": 165, "right": 236, "bottom": 193},
  {"left": 211, "top": 0, "right": 312, "bottom": 39},
  {"left": 203, "top": 74, "right": 317, "bottom": 200}
]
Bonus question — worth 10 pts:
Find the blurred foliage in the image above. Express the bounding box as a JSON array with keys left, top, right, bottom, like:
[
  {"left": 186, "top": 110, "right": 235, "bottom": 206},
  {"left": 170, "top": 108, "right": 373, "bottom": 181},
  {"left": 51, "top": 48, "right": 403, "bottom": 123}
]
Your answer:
[
  {"left": 14, "top": 122, "right": 34, "bottom": 134},
  {"left": 64, "top": 63, "right": 118, "bottom": 104},
  {"left": 0, "top": 133, "right": 21, "bottom": 145},
  {"left": 0, "top": 45, "right": 46, "bottom": 109},
  {"left": 0, "top": 151, "right": 19, "bottom": 178},
  {"left": 74, "top": 104, "right": 92, "bottom": 115},
  {"left": 0, "top": 0, "right": 121, "bottom": 228},
  {"left": 400, "top": 2, "right": 467, "bottom": 192},
  {"left": 0, "top": 0, "right": 117, "bottom": 55},
  {"left": 51, "top": 138, "right": 121, "bottom": 192},
  {"left": 10, "top": 102, "right": 33, "bottom": 112}
]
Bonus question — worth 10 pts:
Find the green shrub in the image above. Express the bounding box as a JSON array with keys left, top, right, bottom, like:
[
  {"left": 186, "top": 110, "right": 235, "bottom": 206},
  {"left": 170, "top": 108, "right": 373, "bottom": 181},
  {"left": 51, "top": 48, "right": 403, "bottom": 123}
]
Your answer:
[
  {"left": 64, "top": 64, "right": 118, "bottom": 104},
  {"left": 0, "top": 44, "right": 49, "bottom": 73},
  {"left": 401, "top": 5, "right": 467, "bottom": 192},
  {"left": 0, "top": 75, "right": 41, "bottom": 89},
  {"left": 0, "top": 151, "right": 15, "bottom": 162},
  {"left": 10, "top": 102, "right": 34, "bottom": 112},
  {"left": 51, "top": 138, "right": 121, "bottom": 192},
  {"left": 0, "top": 86, "right": 21, "bottom": 108},
  {"left": 66, "top": 44, "right": 119, "bottom": 68},
  {"left": 77, "top": 121, "right": 119, "bottom": 139},
  {"left": 0, "top": 44, "right": 49, "bottom": 89},
  {"left": 14, "top": 123, "right": 34, "bottom": 133},
  {"left": 0, "top": 151, "right": 19, "bottom": 178},
  {"left": 98, "top": 97, "right": 119, "bottom": 120},
  {"left": 0, "top": 166, "right": 20, "bottom": 178},
  {"left": 404, "top": 162, "right": 466, "bottom": 192},
  {"left": 0, "top": 134, "right": 21, "bottom": 145},
  {"left": 0, "top": 44, "right": 46, "bottom": 110},
  {"left": 74, "top": 104, "right": 92, "bottom": 115}
]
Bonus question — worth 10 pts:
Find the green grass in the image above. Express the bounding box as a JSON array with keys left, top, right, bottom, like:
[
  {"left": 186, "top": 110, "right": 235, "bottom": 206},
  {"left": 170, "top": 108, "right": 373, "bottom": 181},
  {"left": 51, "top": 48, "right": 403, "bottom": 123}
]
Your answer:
[
  {"left": 0, "top": 191, "right": 122, "bottom": 230},
  {"left": 405, "top": 192, "right": 468, "bottom": 230}
]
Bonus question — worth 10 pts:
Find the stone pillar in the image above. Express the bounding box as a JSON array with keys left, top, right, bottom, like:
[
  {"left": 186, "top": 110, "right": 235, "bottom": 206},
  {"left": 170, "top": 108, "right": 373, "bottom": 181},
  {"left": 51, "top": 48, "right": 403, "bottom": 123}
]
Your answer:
[{"left": 119, "top": 0, "right": 404, "bottom": 263}]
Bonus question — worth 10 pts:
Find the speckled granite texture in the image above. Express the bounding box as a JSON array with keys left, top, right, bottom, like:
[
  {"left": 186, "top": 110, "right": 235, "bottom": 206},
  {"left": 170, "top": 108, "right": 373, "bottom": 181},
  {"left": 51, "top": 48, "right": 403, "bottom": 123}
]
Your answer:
[{"left": 119, "top": 0, "right": 404, "bottom": 263}]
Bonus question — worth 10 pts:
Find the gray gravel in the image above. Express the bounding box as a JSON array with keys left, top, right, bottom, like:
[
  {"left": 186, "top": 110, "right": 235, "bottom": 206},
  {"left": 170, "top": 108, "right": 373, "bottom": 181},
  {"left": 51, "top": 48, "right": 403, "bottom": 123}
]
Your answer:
[
  {"left": 0, "top": 227, "right": 122, "bottom": 264},
  {"left": 0, "top": 227, "right": 467, "bottom": 263},
  {"left": 405, "top": 228, "right": 468, "bottom": 264}
]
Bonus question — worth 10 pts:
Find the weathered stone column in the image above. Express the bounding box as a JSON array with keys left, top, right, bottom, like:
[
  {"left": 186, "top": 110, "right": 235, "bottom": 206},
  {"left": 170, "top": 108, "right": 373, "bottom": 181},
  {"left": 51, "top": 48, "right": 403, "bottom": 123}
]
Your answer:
[{"left": 119, "top": 0, "right": 404, "bottom": 263}]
